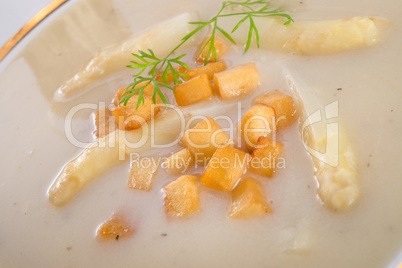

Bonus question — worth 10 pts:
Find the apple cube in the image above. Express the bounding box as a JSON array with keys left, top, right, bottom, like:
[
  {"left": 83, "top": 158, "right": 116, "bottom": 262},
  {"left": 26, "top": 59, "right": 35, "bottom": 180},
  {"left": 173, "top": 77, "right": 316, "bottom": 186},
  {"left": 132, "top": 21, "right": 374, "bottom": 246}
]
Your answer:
[
  {"left": 241, "top": 104, "right": 276, "bottom": 150},
  {"left": 174, "top": 74, "right": 213, "bottom": 106},
  {"left": 195, "top": 36, "right": 229, "bottom": 63},
  {"left": 163, "top": 175, "right": 200, "bottom": 217},
  {"left": 228, "top": 177, "right": 271, "bottom": 218},
  {"left": 97, "top": 215, "right": 135, "bottom": 240},
  {"left": 156, "top": 61, "right": 227, "bottom": 84},
  {"left": 112, "top": 82, "right": 162, "bottom": 130},
  {"left": 214, "top": 63, "right": 260, "bottom": 100},
  {"left": 255, "top": 91, "right": 297, "bottom": 129},
  {"left": 181, "top": 117, "right": 232, "bottom": 162},
  {"left": 185, "top": 61, "right": 227, "bottom": 80},
  {"left": 128, "top": 158, "right": 158, "bottom": 191},
  {"left": 156, "top": 66, "right": 187, "bottom": 84},
  {"left": 163, "top": 148, "right": 195, "bottom": 175},
  {"left": 249, "top": 137, "right": 284, "bottom": 177},
  {"left": 113, "top": 84, "right": 155, "bottom": 106},
  {"left": 200, "top": 146, "right": 250, "bottom": 192}
]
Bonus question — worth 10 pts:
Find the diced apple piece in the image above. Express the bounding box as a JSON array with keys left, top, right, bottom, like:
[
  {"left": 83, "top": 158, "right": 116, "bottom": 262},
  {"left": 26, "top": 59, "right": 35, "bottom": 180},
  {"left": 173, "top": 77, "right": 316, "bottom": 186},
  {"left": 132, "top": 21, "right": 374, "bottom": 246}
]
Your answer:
[
  {"left": 196, "top": 36, "right": 229, "bottom": 63},
  {"left": 228, "top": 177, "right": 271, "bottom": 218},
  {"left": 97, "top": 215, "right": 135, "bottom": 240},
  {"left": 112, "top": 95, "right": 160, "bottom": 130},
  {"left": 113, "top": 84, "right": 156, "bottom": 106},
  {"left": 241, "top": 104, "right": 276, "bottom": 150},
  {"left": 174, "top": 74, "right": 213, "bottom": 106},
  {"left": 112, "top": 82, "right": 161, "bottom": 130},
  {"left": 181, "top": 117, "right": 232, "bottom": 162},
  {"left": 200, "top": 147, "right": 250, "bottom": 192},
  {"left": 113, "top": 87, "right": 126, "bottom": 106},
  {"left": 214, "top": 64, "right": 260, "bottom": 100},
  {"left": 155, "top": 66, "right": 187, "bottom": 84},
  {"left": 156, "top": 61, "right": 227, "bottom": 84},
  {"left": 163, "top": 148, "right": 195, "bottom": 175},
  {"left": 93, "top": 108, "right": 116, "bottom": 138},
  {"left": 185, "top": 61, "right": 227, "bottom": 80},
  {"left": 255, "top": 91, "right": 297, "bottom": 129},
  {"left": 128, "top": 158, "right": 158, "bottom": 191},
  {"left": 249, "top": 137, "right": 284, "bottom": 177},
  {"left": 163, "top": 175, "right": 200, "bottom": 217}
]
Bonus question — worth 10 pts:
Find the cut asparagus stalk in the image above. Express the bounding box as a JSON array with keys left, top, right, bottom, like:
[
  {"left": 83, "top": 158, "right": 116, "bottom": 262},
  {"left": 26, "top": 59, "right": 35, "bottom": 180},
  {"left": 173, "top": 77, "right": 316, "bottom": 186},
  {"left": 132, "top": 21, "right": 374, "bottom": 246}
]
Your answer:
[
  {"left": 287, "top": 73, "right": 359, "bottom": 212},
  {"left": 54, "top": 12, "right": 199, "bottom": 100},
  {"left": 48, "top": 102, "right": 237, "bottom": 206},
  {"left": 226, "top": 16, "right": 387, "bottom": 55},
  {"left": 48, "top": 109, "right": 184, "bottom": 206}
]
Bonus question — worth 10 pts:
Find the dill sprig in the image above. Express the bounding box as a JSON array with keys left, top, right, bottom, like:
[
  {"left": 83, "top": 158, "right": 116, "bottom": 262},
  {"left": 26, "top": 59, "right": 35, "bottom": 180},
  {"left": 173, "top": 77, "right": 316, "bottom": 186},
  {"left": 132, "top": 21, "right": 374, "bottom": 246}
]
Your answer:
[{"left": 120, "top": 0, "right": 293, "bottom": 108}]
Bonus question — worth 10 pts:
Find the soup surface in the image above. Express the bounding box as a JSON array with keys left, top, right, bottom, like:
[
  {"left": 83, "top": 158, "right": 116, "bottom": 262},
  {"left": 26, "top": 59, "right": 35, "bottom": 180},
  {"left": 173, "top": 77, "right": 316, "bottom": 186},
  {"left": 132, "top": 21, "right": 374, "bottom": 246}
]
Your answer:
[{"left": 0, "top": 0, "right": 401, "bottom": 267}]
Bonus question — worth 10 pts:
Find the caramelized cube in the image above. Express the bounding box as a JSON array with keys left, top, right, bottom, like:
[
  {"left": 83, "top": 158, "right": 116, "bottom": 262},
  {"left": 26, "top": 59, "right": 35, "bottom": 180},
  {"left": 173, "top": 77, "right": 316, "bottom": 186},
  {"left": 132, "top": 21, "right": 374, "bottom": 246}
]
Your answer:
[
  {"left": 97, "top": 215, "right": 135, "bottom": 240},
  {"left": 249, "top": 137, "right": 284, "bottom": 177},
  {"left": 112, "top": 96, "right": 160, "bottom": 130},
  {"left": 156, "top": 66, "right": 187, "bottom": 84},
  {"left": 93, "top": 108, "right": 116, "bottom": 138},
  {"left": 228, "top": 177, "right": 271, "bottom": 218},
  {"left": 128, "top": 158, "right": 158, "bottom": 191},
  {"left": 113, "top": 83, "right": 156, "bottom": 106},
  {"left": 196, "top": 36, "right": 229, "bottom": 63},
  {"left": 113, "top": 87, "right": 128, "bottom": 106},
  {"left": 156, "top": 61, "right": 227, "bottom": 84},
  {"left": 163, "top": 148, "right": 195, "bottom": 175},
  {"left": 174, "top": 74, "right": 213, "bottom": 106},
  {"left": 214, "top": 63, "right": 260, "bottom": 100},
  {"left": 185, "top": 61, "right": 227, "bottom": 80},
  {"left": 112, "top": 83, "right": 161, "bottom": 130},
  {"left": 255, "top": 91, "right": 297, "bottom": 129},
  {"left": 163, "top": 175, "right": 200, "bottom": 217},
  {"left": 200, "top": 147, "right": 250, "bottom": 192},
  {"left": 241, "top": 104, "right": 276, "bottom": 150},
  {"left": 181, "top": 117, "right": 232, "bottom": 162}
]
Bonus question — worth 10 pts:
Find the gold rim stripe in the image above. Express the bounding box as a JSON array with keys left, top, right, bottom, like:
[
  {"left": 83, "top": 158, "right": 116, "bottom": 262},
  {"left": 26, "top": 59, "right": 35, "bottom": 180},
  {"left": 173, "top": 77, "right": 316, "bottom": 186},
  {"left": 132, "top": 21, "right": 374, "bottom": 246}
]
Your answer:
[{"left": 0, "top": 0, "right": 69, "bottom": 62}]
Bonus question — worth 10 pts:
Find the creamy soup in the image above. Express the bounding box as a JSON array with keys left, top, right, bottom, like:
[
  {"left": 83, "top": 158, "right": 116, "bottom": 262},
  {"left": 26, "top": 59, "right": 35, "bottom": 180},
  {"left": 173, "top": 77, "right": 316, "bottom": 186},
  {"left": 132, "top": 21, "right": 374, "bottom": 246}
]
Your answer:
[{"left": 0, "top": 0, "right": 402, "bottom": 267}]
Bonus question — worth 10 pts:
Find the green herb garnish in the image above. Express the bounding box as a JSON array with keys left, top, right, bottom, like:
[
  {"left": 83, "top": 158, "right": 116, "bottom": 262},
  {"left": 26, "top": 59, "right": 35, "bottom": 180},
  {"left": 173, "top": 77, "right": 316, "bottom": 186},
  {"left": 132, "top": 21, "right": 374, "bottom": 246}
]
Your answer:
[{"left": 120, "top": 0, "right": 293, "bottom": 108}]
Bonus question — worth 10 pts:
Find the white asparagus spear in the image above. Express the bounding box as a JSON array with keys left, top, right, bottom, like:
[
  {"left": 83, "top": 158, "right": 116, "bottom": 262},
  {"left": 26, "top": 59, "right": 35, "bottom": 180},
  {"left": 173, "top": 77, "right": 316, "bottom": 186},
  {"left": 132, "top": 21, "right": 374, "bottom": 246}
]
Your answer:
[
  {"left": 287, "top": 73, "right": 359, "bottom": 212},
  {"left": 55, "top": 12, "right": 199, "bottom": 100},
  {"left": 48, "top": 102, "right": 237, "bottom": 206},
  {"left": 225, "top": 16, "right": 387, "bottom": 55},
  {"left": 48, "top": 109, "right": 185, "bottom": 206}
]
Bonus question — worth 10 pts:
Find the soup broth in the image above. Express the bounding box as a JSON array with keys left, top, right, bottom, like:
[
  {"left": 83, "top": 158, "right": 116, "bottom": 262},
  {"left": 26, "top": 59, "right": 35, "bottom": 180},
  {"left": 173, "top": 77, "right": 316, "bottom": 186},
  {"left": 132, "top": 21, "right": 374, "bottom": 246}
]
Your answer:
[{"left": 0, "top": 0, "right": 401, "bottom": 267}]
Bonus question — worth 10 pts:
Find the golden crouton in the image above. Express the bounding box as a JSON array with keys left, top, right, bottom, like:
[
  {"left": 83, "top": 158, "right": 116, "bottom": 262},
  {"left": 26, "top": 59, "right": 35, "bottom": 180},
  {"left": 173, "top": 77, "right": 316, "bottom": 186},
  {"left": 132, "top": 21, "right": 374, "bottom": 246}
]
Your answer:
[
  {"left": 255, "top": 91, "right": 297, "bottom": 129},
  {"left": 196, "top": 36, "right": 229, "bottom": 63},
  {"left": 163, "top": 175, "right": 200, "bottom": 217},
  {"left": 200, "top": 147, "right": 250, "bottom": 192},
  {"left": 164, "top": 148, "right": 195, "bottom": 175},
  {"left": 181, "top": 117, "right": 232, "bottom": 162},
  {"left": 228, "top": 177, "right": 271, "bottom": 218},
  {"left": 156, "top": 61, "right": 227, "bottom": 84},
  {"left": 112, "top": 82, "right": 161, "bottom": 130},
  {"left": 155, "top": 66, "right": 187, "bottom": 84},
  {"left": 249, "top": 137, "right": 284, "bottom": 177},
  {"left": 214, "top": 63, "right": 260, "bottom": 100},
  {"left": 128, "top": 158, "right": 158, "bottom": 191},
  {"left": 241, "top": 104, "right": 276, "bottom": 150},
  {"left": 174, "top": 74, "right": 213, "bottom": 106},
  {"left": 185, "top": 61, "right": 227, "bottom": 80},
  {"left": 97, "top": 215, "right": 135, "bottom": 240},
  {"left": 113, "top": 84, "right": 156, "bottom": 106}
]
